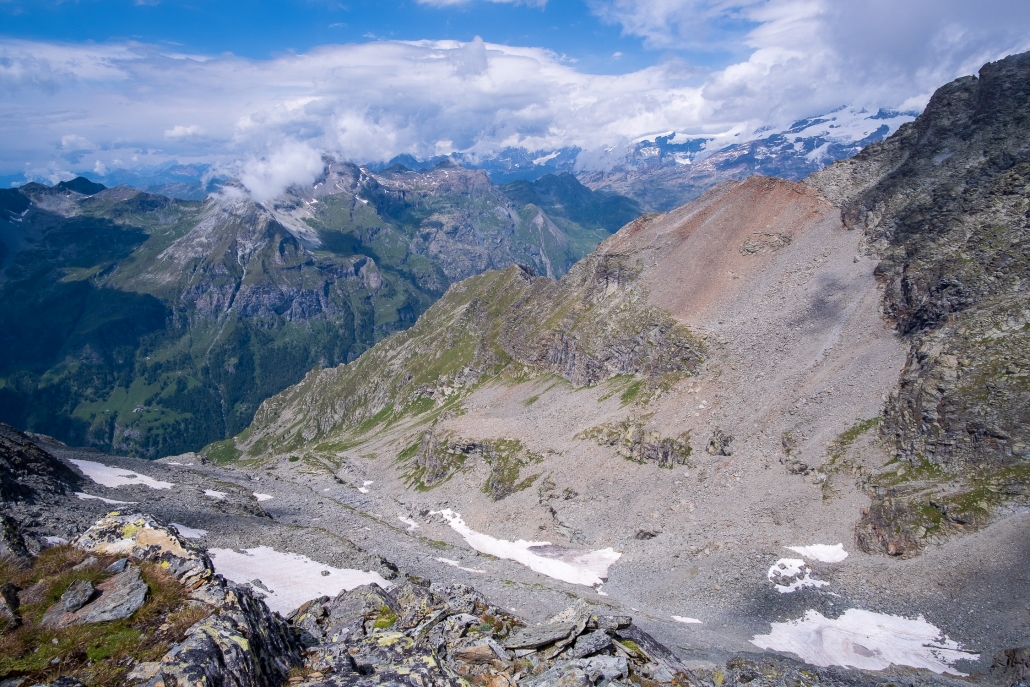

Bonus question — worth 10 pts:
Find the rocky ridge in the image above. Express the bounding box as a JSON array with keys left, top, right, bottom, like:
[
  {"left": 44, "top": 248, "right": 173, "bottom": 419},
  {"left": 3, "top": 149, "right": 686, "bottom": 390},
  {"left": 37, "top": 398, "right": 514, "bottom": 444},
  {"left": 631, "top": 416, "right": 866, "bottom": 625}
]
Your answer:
[{"left": 807, "top": 50, "right": 1030, "bottom": 556}]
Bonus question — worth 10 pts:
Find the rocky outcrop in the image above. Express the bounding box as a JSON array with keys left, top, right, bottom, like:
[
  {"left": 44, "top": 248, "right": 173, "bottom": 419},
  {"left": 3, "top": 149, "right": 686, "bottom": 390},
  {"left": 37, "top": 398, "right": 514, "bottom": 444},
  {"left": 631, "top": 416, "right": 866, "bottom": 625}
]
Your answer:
[
  {"left": 243, "top": 258, "right": 704, "bottom": 459},
  {"left": 808, "top": 51, "right": 1030, "bottom": 553},
  {"left": 0, "top": 423, "right": 80, "bottom": 504},
  {"left": 404, "top": 431, "right": 542, "bottom": 499},
  {"left": 578, "top": 420, "right": 692, "bottom": 468},
  {"left": 72, "top": 513, "right": 302, "bottom": 687},
  {"left": 287, "top": 582, "right": 696, "bottom": 687}
]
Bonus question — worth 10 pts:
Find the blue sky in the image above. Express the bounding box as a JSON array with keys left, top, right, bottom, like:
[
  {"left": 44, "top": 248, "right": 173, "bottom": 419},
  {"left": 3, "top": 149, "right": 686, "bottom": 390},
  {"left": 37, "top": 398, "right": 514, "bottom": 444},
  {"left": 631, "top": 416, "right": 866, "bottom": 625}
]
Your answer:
[
  {"left": 0, "top": 0, "right": 744, "bottom": 75},
  {"left": 2, "top": 0, "right": 1030, "bottom": 191}
]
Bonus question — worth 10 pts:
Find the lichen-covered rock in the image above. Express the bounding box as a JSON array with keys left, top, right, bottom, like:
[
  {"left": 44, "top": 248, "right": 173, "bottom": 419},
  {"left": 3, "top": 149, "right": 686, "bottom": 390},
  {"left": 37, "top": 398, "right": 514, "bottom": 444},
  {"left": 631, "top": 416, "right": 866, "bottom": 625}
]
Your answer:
[
  {"left": 74, "top": 513, "right": 212, "bottom": 588},
  {"left": 157, "top": 579, "right": 301, "bottom": 687}
]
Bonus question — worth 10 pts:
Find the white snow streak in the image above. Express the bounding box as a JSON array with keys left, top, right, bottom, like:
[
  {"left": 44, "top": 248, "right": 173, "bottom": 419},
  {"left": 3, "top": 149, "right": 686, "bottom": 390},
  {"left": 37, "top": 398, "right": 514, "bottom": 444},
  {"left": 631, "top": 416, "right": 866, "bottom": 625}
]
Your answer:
[
  {"left": 70, "top": 459, "right": 173, "bottom": 490},
  {"left": 253, "top": 493, "right": 273, "bottom": 501},
  {"left": 431, "top": 509, "right": 620, "bottom": 587},
  {"left": 751, "top": 609, "right": 977, "bottom": 675},
  {"left": 170, "top": 523, "right": 207, "bottom": 539},
  {"left": 75, "top": 492, "right": 136, "bottom": 505},
  {"left": 786, "top": 544, "right": 848, "bottom": 563},
  {"left": 398, "top": 515, "right": 419, "bottom": 531},
  {"left": 672, "top": 616, "right": 703, "bottom": 624},
  {"left": 208, "top": 546, "right": 393, "bottom": 615},
  {"left": 436, "top": 557, "right": 486, "bottom": 574},
  {"left": 204, "top": 489, "right": 227, "bottom": 500}
]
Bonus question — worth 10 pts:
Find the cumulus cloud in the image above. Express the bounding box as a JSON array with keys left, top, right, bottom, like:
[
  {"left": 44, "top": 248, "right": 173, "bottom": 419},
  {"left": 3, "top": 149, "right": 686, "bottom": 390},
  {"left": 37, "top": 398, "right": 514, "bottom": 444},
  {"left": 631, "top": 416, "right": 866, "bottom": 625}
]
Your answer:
[
  {"left": 2, "top": 1, "right": 1029, "bottom": 199},
  {"left": 235, "top": 141, "right": 325, "bottom": 202}
]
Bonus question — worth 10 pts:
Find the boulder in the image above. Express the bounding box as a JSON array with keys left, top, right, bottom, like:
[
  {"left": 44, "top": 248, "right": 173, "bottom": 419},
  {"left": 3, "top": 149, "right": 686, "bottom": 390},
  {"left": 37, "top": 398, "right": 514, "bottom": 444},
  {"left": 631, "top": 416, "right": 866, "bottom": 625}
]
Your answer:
[
  {"left": 74, "top": 513, "right": 212, "bottom": 588},
  {"left": 41, "top": 565, "right": 148, "bottom": 629}
]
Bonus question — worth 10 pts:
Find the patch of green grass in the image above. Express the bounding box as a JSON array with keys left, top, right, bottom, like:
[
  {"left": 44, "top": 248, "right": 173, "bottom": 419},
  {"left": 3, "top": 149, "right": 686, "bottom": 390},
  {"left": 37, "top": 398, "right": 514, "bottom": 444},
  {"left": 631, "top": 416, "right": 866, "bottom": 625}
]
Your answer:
[
  {"left": 202, "top": 438, "right": 241, "bottom": 464},
  {"left": 620, "top": 379, "right": 644, "bottom": 405},
  {"left": 522, "top": 394, "right": 540, "bottom": 406},
  {"left": 0, "top": 546, "right": 208, "bottom": 687},
  {"left": 372, "top": 606, "right": 399, "bottom": 630}
]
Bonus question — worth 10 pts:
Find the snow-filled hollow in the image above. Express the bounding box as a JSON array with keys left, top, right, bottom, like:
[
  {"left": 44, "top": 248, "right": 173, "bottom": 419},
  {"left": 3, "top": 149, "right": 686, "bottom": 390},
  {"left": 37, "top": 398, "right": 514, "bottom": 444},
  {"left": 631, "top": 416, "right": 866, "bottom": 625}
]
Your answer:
[
  {"left": 208, "top": 546, "right": 393, "bottom": 615},
  {"left": 70, "top": 459, "right": 173, "bottom": 490},
  {"left": 431, "top": 509, "right": 620, "bottom": 587},
  {"left": 751, "top": 608, "right": 978, "bottom": 675}
]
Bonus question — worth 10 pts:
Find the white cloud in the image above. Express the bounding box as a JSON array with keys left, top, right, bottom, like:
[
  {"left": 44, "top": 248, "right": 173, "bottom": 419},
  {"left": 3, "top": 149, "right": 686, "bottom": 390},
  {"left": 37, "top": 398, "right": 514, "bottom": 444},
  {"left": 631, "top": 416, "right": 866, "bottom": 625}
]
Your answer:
[
  {"left": 93, "top": 159, "right": 108, "bottom": 176},
  {"left": 236, "top": 141, "right": 325, "bottom": 202},
  {"left": 164, "top": 124, "right": 204, "bottom": 139},
  {"left": 2, "top": 2, "right": 1029, "bottom": 200}
]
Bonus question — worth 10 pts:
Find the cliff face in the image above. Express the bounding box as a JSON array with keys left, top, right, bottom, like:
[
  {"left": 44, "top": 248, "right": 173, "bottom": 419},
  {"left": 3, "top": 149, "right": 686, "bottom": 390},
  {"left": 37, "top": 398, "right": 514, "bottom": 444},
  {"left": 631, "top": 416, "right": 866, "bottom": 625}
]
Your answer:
[{"left": 808, "top": 51, "right": 1030, "bottom": 552}]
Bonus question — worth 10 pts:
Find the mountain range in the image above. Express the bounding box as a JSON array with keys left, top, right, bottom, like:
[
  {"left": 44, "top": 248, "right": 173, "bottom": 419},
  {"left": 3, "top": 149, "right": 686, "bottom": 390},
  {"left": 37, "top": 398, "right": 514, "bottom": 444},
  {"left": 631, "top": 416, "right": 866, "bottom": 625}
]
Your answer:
[
  {"left": 0, "top": 162, "right": 639, "bottom": 457},
  {"left": 0, "top": 50, "right": 1027, "bottom": 687}
]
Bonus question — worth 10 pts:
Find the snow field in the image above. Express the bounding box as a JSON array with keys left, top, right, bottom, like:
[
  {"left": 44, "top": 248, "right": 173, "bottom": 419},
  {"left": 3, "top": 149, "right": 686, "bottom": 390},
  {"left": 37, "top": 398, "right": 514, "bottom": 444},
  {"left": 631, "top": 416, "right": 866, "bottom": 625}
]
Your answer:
[
  {"left": 208, "top": 546, "right": 393, "bottom": 615},
  {"left": 751, "top": 608, "right": 977, "bottom": 675},
  {"left": 70, "top": 459, "right": 173, "bottom": 490}
]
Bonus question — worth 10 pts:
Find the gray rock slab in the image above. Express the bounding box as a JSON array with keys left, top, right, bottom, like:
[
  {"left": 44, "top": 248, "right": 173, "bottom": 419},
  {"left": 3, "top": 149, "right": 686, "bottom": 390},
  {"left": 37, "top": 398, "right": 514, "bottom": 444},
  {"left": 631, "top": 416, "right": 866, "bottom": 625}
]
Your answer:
[{"left": 503, "top": 621, "right": 577, "bottom": 649}]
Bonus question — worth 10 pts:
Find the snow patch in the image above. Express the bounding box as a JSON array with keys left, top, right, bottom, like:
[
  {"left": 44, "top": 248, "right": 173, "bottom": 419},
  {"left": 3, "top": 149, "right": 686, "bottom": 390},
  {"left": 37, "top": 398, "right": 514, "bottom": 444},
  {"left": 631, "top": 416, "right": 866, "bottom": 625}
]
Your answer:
[
  {"left": 532, "top": 151, "right": 560, "bottom": 165},
  {"left": 358, "top": 480, "right": 373, "bottom": 494},
  {"left": 76, "top": 492, "right": 136, "bottom": 505},
  {"left": 204, "top": 489, "right": 227, "bottom": 500},
  {"left": 786, "top": 544, "right": 848, "bottom": 563},
  {"left": 751, "top": 608, "right": 977, "bottom": 675},
  {"left": 170, "top": 523, "right": 207, "bottom": 539},
  {"left": 208, "top": 546, "right": 393, "bottom": 615},
  {"left": 436, "top": 557, "right": 485, "bottom": 573},
  {"left": 253, "top": 493, "right": 273, "bottom": 501},
  {"left": 768, "top": 558, "right": 829, "bottom": 593},
  {"left": 398, "top": 515, "right": 419, "bottom": 531},
  {"left": 672, "top": 616, "right": 703, "bottom": 624},
  {"left": 431, "top": 509, "right": 620, "bottom": 587},
  {"left": 70, "top": 459, "right": 173, "bottom": 490}
]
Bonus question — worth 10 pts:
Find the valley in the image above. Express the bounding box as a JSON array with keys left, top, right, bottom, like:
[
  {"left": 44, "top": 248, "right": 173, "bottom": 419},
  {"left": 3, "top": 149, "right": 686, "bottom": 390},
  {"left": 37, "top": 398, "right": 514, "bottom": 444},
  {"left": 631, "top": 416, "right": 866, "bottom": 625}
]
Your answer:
[{"left": 0, "top": 48, "right": 1028, "bottom": 687}]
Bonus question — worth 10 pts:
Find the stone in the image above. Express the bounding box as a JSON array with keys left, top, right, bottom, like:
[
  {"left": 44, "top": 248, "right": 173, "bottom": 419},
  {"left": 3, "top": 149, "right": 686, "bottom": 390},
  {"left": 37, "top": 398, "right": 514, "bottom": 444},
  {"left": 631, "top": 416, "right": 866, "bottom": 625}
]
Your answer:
[
  {"left": 706, "top": 429, "right": 733, "bottom": 456},
  {"left": 71, "top": 556, "right": 98, "bottom": 571},
  {"left": 0, "top": 513, "right": 31, "bottom": 560},
  {"left": 586, "top": 615, "right": 631, "bottom": 631},
  {"left": 503, "top": 621, "right": 577, "bottom": 649},
  {"left": 41, "top": 565, "right": 148, "bottom": 628},
  {"left": 570, "top": 655, "right": 628, "bottom": 682},
  {"left": 125, "top": 661, "right": 162, "bottom": 682},
  {"left": 566, "top": 630, "right": 612, "bottom": 659},
  {"left": 61, "top": 579, "right": 95, "bottom": 612},
  {"left": 0, "top": 582, "right": 20, "bottom": 630},
  {"left": 105, "top": 558, "right": 128, "bottom": 573}
]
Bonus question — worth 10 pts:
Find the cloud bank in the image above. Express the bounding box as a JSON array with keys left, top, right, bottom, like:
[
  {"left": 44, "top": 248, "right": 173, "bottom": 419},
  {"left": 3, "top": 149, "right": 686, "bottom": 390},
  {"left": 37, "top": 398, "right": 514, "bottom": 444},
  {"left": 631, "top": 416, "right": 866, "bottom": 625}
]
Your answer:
[{"left": 2, "top": 0, "right": 1028, "bottom": 197}]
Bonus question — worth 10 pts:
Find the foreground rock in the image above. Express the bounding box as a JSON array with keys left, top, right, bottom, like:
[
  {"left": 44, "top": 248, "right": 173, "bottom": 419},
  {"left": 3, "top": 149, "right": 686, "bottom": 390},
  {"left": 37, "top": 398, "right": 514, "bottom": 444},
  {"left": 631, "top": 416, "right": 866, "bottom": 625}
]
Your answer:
[
  {"left": 74, "top": 513, "right": 301, "bottom": 687},
  {"left": 289, "top": 586, "right": 695, "bottom": 687}
]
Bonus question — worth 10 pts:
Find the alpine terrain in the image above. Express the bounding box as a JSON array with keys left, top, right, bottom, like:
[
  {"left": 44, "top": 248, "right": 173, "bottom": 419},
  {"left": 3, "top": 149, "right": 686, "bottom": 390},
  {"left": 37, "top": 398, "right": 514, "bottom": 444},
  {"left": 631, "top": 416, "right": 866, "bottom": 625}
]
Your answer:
[{"left": 0, "top": 51, "right": 1028, "bottom": 687}]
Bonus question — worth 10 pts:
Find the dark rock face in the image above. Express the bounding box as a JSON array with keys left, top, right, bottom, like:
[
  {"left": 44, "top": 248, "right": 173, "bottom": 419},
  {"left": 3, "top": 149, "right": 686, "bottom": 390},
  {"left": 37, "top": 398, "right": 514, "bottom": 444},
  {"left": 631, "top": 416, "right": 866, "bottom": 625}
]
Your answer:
[
  {"left": 0, "top": 423, "right": 80, "bottom": 504},
  {"left": 809, "top": 51, "right": 1030, "bottom": 553},
  {"left": 0, "top": 581, "right": 20, "bottom": 630}
]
